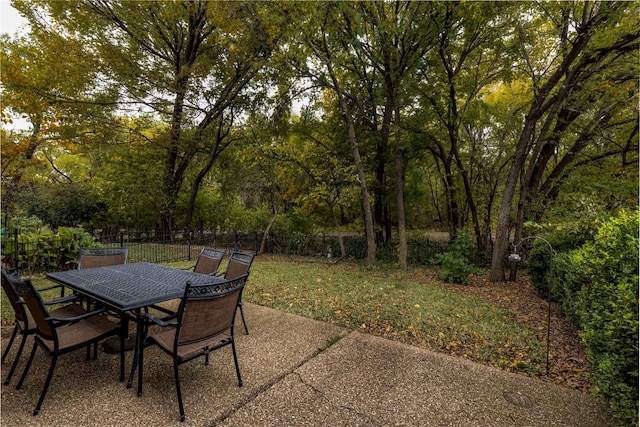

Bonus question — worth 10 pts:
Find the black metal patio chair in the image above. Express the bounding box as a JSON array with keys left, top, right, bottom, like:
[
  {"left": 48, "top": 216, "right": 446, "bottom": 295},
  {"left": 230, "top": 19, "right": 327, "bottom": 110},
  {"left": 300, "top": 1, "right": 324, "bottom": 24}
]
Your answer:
[
  {"left": 218, "top": 251, "right": 255, "bottom": 334},
  {"left": 9, "top": 273, "right": 124, "bottom": 416},
  {"left": 138, "top": 274, "right": 249, "bottom": 422},
  {"left": 191, "top": 247, "right": 226, "bottom": 275},
  {"left": 1, "top": 268, "right": 86, "bottom": 386}
]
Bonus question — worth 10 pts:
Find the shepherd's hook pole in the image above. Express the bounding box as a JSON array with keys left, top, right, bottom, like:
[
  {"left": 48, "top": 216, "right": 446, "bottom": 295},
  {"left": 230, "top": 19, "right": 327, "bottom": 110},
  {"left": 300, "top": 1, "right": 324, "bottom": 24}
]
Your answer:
[{"left": 509, "top": 236, "right": 553, "bottom": 376}]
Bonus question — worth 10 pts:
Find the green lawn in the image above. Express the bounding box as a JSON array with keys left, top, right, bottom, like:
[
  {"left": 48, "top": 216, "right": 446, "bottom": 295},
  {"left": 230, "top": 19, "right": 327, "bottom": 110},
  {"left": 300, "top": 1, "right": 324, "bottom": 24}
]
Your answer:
[{"left": 2, "top": 257, "right": 543, "bottom": 375}]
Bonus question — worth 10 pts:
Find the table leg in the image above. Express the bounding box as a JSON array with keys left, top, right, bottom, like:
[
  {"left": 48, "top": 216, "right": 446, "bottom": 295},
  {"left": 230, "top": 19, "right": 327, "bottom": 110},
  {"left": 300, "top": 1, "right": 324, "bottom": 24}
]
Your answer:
[
  {"left": 127, "top": 309, "right": 143, "bottom": 389},
  {"left": 119, "top": 316, "right": 129, "bottom": 382},
  {"left": 137, "top": 314, "right": 145, "bottom": 397}
]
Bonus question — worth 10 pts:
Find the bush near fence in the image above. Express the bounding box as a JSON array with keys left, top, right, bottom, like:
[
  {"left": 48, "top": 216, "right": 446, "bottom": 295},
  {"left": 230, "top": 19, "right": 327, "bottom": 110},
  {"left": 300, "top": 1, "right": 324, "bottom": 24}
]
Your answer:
[{"left": 1, "top": 227, "right": 463, "bottom": 273}]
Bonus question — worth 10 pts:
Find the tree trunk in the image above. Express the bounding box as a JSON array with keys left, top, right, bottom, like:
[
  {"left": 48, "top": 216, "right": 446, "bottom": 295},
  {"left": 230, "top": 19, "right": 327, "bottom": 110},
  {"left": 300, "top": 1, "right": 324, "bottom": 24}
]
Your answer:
[
  {"left": 323, "top": 44, "right": 376, "bottom": 265},
  {"left": 184, "top": 118, "right": 231, "bottom": 229},
  {"left": 259, "top": 199, "right": 278, "bottom": 255},
  {"left": 395, "top": 147, "right": 408, "bottom": 270},
  {"left": 337, "top": 102, "right": 376, "bottom": 266},
  {"left": 489, "top": 4, "right": 605, "bottom": 281},
  {"left": 326, "top": 198, "right": 346, "bottom": 258}
]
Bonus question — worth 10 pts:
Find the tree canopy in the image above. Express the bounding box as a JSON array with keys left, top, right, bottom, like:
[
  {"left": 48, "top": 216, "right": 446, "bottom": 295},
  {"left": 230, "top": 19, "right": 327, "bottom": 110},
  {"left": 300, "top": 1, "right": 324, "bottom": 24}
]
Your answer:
[{"left": 2, "top": 0, "right": 637, "bottom": 274}]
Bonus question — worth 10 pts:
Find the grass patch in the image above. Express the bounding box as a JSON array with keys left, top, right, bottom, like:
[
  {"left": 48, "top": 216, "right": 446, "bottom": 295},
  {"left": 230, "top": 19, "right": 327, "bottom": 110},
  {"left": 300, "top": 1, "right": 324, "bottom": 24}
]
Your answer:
[
  {"left": 318, "top": 334, "right": 343, "bottom": 352},
  {"left": 245, "top": 259, "right": 543, "bottom": 374},
  {"left": 1, "top": 258, "right": 543, "bottom": 375}
]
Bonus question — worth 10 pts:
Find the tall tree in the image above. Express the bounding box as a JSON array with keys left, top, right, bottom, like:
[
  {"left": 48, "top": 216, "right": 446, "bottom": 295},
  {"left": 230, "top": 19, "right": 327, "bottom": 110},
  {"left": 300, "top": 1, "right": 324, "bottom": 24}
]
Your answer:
[
  {"left": 16, "top": 0, "right": 285, "bottom": 232},
  {"left": 489, "top": 1, "right": 639, "bottom": 281},
  {"left": 1, "top": 20, "right": 117, "bottom": 216},
  {"left": 293, "top": 1, "right": 442, "bottom": 267},
  {"left": 410, "top": 1, "right": 518, "bottom": 256}
]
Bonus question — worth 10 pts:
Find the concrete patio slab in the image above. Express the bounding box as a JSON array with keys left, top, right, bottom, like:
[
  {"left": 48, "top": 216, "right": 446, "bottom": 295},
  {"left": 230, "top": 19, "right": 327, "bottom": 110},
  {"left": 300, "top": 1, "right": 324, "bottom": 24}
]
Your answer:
[{"left": 1, "top": 303, "right": 617, "bottom": 426}]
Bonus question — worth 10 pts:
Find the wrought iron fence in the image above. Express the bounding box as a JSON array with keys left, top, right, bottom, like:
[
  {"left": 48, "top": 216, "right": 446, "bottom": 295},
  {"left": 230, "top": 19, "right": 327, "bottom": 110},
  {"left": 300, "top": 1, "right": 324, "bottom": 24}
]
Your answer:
[{"left": 0, "top": 226, "right": 465, "bottom": 274}]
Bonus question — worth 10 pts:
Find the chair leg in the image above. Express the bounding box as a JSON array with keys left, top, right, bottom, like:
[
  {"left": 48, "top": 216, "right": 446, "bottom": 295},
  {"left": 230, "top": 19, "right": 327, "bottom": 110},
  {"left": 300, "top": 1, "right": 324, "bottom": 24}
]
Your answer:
[
  {"left": 16, "top": 343, "right": 38, "bottom": 390},
  {"left": 174, "top": 359, "right": 185, "bottom": 422},
  {"left": 231, "top": 338, "right": 243, "bottom": 387},
  {"left": 1, "top": 325, "right": 18, "bottom": 363},
  {"left": 33, "top": 354, "right": 58, "bottom": 415},
  {"left": 238, "top": 302, "right": 249, "bottom": 335},
  {"left": 3, "top": 331, "right": 27, "bottom": 385}
]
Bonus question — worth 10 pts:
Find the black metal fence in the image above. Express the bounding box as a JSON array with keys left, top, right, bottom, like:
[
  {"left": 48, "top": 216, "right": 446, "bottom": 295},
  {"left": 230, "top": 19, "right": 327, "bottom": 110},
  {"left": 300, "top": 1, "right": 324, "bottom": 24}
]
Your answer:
[{"left": 0, "top": 227, "right": 460, "bottom": 274}]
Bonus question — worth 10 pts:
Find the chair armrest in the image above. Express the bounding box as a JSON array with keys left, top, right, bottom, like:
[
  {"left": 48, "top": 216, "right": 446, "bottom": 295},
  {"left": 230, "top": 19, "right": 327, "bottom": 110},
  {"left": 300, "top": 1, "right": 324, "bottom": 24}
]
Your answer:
[
  {"left": 39, "top": 283, "right": 63, "bottom": 291},
  {"left": 43, "top": 294, "right": 79, "bottom": 306},
  {"left": 144, "top": 312, "right": 177, "bottom": 328},
  {"left": 46, "top": 308, "right": 107, "bottom": 325},
  {"left": 39, "top": 283, "right": 67, "bottom": 297},
  {"left": 213, "top": 271, "right": 224, "bottom": 277}
]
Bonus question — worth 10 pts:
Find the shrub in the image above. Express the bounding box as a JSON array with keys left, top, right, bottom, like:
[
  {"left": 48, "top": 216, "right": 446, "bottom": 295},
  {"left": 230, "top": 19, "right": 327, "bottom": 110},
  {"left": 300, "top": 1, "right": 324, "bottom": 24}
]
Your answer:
[
  {"left": 572, "top": 210, "right": 639, "bottom": 426},
  {"left": 552, "top": 250, "right": 588, "bottom": 324},
  {"left": 437, "top": 230, "right": 477, "bottom": 285},
  {"left": 528, "top": 210, "right": 639, "bottom": 425},
  {"left": 1, "top": 221, "right": 95, "bottom": 273},
  {"left": 527, "top": 240, "right": 558, "bottom": 300}
]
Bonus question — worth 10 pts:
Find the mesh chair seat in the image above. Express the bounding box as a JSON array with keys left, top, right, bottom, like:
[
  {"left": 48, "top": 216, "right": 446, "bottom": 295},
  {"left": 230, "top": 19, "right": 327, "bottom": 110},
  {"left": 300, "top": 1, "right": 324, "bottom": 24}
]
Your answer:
[
  {"left": 36, "top": 314, "right": 122, "bottom": 354},
  {"left": 14, "top": 304, "right": 87, "bottom": 338},
  {"left": 150, "top": 328, "right": 232, "bottom": 360}
]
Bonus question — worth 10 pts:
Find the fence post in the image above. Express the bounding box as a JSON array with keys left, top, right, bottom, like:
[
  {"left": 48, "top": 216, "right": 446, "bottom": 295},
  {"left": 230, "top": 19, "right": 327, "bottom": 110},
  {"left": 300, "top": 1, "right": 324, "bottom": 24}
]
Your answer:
[
  {"left": 254, "top": 232, "right": 258, "bottom": 255},
  {"left": 234, "top": 231, "right": 238, "bottom": 251},
  {"left": 187, "top": 230, "right": 192, "bottom": 262}
]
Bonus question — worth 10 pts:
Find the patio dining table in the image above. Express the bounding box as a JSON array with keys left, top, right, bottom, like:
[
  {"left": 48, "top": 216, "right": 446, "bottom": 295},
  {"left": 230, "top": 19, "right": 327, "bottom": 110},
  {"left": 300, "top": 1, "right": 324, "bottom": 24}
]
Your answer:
[{"left": 46, "top": 262, "right": 223, "bottom": 389}]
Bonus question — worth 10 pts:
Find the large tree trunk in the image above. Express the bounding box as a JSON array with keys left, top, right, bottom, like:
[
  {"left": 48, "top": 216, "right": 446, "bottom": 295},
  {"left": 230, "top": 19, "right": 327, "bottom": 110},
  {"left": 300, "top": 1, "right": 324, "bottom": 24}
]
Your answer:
[
  {"left": 489, "top": 3, "right": 610, "bottom": 281},
  {"left": 489, "top": 140, "right": 529, "bottom": 282}
]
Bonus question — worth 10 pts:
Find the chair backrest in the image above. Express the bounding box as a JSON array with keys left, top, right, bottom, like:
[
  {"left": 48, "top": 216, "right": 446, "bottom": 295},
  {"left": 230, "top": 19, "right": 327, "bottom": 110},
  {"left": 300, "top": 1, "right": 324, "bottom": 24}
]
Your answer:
[
  {"left": 6, "top": 272, "right": 55, "bottom": 341},
  {"left": 223, "top": 251, "right": 255, "bottom": 280},
  {"left": 1, "top": 268, "right": 29, "bottom": 326},
  {"left": 193, "top": 248, "right": 225, "bottom": 275},
  {"left": 78, "top": 246, "right": 128, "bottom": 270},
  {"left": 175, "top": 274, "right": 249, "bottom": 347}
]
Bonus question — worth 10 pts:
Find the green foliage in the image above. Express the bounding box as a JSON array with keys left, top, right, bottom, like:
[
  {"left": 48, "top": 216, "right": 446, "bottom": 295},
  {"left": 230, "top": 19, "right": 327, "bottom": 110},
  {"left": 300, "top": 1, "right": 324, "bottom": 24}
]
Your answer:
[
  {"left": 579, "top": 277, "right": 638, "bottom": 426},
  {"left": 551, "top": 251, "right": 587, "bottom": 324},
  {"left": 437, "top": 230, "right": 477, "bottom": 285},
  {"left": 535, "top": 209, "right": 639, "bottom": 426},
  {"left": 220, "top": 203, "right": 272, "bottom": 232},
  {"left": 1, "top": 218, "right": 95, "bottom": 273},
  {"left": 574, "top": 210, "right": 639, "bottom": 427},
  {"left": 527, "top": 240, "right": 558, "bottom": 301},
  {"left": 14, "top": 182, "right": 108, "bottom": 228}
]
